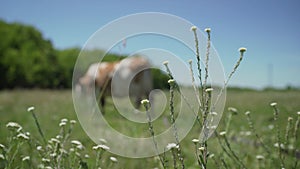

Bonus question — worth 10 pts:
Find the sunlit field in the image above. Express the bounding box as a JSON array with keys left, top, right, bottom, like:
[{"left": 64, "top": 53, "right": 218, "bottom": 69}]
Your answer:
[{"left": 0, "top": 89, "right": 299, "bottom": 168}]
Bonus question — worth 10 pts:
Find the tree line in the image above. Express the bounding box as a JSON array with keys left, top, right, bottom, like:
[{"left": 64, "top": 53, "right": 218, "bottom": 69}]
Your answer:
[{"left": 0, "top": 20, "right": 169, "bottom": 90}]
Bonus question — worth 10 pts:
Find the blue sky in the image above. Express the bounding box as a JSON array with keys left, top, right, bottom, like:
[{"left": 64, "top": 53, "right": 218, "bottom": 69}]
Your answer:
[{"left": 1, "top": 0, "right": 300, "bottom": 89}]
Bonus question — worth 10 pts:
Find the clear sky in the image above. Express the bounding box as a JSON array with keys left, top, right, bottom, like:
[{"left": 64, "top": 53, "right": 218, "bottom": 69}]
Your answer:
[{"left": 1, "top": 0, "right": 300, "bottom": 89}]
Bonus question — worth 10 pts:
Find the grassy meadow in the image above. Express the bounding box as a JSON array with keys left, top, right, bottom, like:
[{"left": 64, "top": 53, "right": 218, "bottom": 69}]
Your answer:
[{"left": 0, "top": 89, "right": 299, "bottom": 169}]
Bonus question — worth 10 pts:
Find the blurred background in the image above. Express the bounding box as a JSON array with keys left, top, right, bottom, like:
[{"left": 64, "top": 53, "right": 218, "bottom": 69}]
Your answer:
[{"left": 1, "top": 0, "right": 299, "bottom": 90}]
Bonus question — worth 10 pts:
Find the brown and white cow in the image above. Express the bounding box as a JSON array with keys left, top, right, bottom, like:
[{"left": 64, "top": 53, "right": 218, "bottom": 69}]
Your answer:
[{"left": 78, "top": 56, "right": 152, "bottom": 113}]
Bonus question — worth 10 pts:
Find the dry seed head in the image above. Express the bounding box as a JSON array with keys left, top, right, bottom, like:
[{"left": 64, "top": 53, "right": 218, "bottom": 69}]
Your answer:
[
  {"left": 228, "top": 107, "right": 238, "bottom": 114},
  {"left": 168, "top": 79, "right": 175, "bottom": 85},
  {"left": 37, "top": 146, "right": 43, "bottom": 151},
  {"left": 297, "top": 111, "right": 300, "bottom": 115},
  {"left": 70, "top": 120, "right": 77, "bottom": 124},
  {"left": 61, "top": 118, "right": 68, "bottom": 123},
  {"left": 190, "top": 26, "right": 197, "bottom": 31},
  {"left": 288, "top": 117, "right": 293, "bottom": 121},
  {"left": 0, "top": 154, "right": 4, "bottom": 160},
  {"left": 0, "top": 144, "right": 5, "bottom": 149}
]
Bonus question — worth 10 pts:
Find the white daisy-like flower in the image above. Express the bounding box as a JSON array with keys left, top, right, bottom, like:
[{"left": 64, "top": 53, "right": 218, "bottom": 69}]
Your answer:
[
  {"left": 84, "top": 154, "right": 90, "bottom": 159},
  {"left": 27, "top": 106, "right": 35, "bottom": 112},
  {"left": 110, "top": 156, "right": 118, "bottom": 163},
  {"left": 50, "top": 138, "right": 60, "bottom": 144},
  {"left": 210, "top": 112, "right": 218, "bottom": 116},
  {"left": 0, "top": 154, "right": 5, "bottom": 160},
  {"left": 163, "top": 61, "right": 169, "bottom": 66},
  {"left": 219, "top": 131, "right": 226, "bottom": 136},
  {"left": 270, "top": 102, "right": 277, "bottom": 107},
  {"left": 69, "top": 148, "right": 75, "bottom": 152},
  {"left": 297, "top": 111, "right": 300, "bottom": 115},
  {"left": 166, "top": 143, "right": 177, "bottom": 150},
  {"left": 76, "top": 144, "right": 84, "bottom": 150},
  {"left": 188, "top": 59, "right": 193, "bottom": 64},
  {"left": 190, "top": 26, "right": 197, "bottom": 31},
  {"left": 50, "top": 153, "right": 57, "bottom": 158},
  {"left": 44, "top": 166, "right": 52, "bottom": 169}
]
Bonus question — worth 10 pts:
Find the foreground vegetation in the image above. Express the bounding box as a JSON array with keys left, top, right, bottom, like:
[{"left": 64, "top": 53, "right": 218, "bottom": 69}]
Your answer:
[{"left": 0, "top": 89, "right": 299, "bottom": 168}]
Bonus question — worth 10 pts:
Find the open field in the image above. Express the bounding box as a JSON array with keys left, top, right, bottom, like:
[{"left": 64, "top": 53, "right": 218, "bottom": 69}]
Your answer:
[{"left": 0, "top": 89, "right": 300, "bottom": 168}]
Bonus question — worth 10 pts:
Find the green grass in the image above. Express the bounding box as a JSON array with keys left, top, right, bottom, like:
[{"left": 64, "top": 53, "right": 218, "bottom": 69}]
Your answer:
[{"left": 0, "top": 89, "right": 300, "bottom": 168}]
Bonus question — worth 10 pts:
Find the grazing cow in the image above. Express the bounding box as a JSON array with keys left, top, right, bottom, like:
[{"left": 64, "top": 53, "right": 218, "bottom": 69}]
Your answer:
[{"left": 78, "top": 57, "right": 153, "bottom": 113}]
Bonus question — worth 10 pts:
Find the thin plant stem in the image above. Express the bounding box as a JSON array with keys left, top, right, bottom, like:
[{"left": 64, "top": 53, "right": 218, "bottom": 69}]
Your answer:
[
  {"left": 142, "top": 100, "right": 166, "bottom": 169},
  {"left": 245, "top": 111, "right": 271, "bottom": 154},
  {"left": 271, "top": 103, "right": 285, "bottom": 168},
  {"left": 223, "top": 135, "right": 247, "bottom": 169},
  {"left": 30, "top": 110, "right": 46, "bottom": 144}
]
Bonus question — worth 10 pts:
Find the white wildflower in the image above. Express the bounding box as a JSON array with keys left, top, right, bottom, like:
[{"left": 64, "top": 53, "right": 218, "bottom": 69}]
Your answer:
[
  {"left": 166, "top": 143, "right": 177, "bottom": 150},
  {"left": 198, "top": 147, "right": 205, "bottom": 151},
  {"left": 0, "top": 144, "right": 5, "bottom": 149},
  {"left": 22, "top": 156, "right": 30, "bottom": 161},
  {"left": 297, "top": 111, "right": 300, "bottom": 115},
  {"left": 204, "top": 28, "right": 211, "bottom": 33},
  {"left": 270, "top": 102, "right": 277, "bottom": 107},
  {"left": 0, "top": 154, "right": 4, "bottom": 160},
  {"left": 92, "top": 144, "right": 110, "bottom": 151},
  {"left": 239, "top": 47, "right": 247, "bottom": 53},
  {"left": 245, "top": 111, "right": 251, "bottom": 115},
  {"left": 190, "top": 26, "right": 197, "bottom": 31},
  {"left": 61, "top": 118, "right": 68, "bottom": 123},
  {"left": 141, "top": 99, "right": 150, "bottom": 107},
  {"left": 42, "top": 158, "right": 50, "bottom": 163},
  {"left": 56, "top": 135, "right": 63, "bottom": 139},
  {"left": 168, "top": 79, "right": 175, "bottom": 85},
  {"left": 256, "top": 155, "right": 264, "bottom": 160},
  {"left": 76, "top": 144, "right": 84, "bottom": 150},
  {"left": 188, "top": 59, "right": 192, "bottom": 64},
  {"left": 59, "top": 122, "right": 67, "bottom": 127},
  {"left": 50, "top": 138, "right": 60, "bottom": 144},
  {"left": 84, "top": 154, "right": 90, "bottom": 159},
  {"left": 228, "top": 107, "right": 238, "bottom": 114},
  {"left": 110, "top": 156, "right": 118, "bottom": 163},
  {"left": 17, "top": 133, "right": 29, "bottom": 140},
  {"left": 210, "top": 112, "right": 218, "bottom": 116},
  {"left": 27, "top": 106, "right": 35, "bottom": 112},
  {"left": 192, "top": 139, "right": 199, "bottom": 144},
  {"left": 209, "top": 154, "right": 215, "bottom": 158},
  {"left": 205, "top": 88, "right": 213, "bottom": 92},
  {"left": 69, "top": 148, "right": 75, "bottom": 152},
  {"left": 70, "top": 120, "right": 77, "bottom": 124},
  {"left": 208, "top": 125, "right": 217, "bottom": 129},
  {"left": 162, "top": 61, "right": 169, "bottom": 66},
  {"left": 50, "top": 153, "right": 57, "bottom": 158},
  {"left": 44, "top": 166, "right": 52, "bottom": 169},
  {"left": 219, "top": 131, "right": 226, "bottom": 136},
  {"left": 6, "top": 122, "right": 22, "bottom": 130},
  {"left": 71, "top": 140, "right": 82, "bottom": 146},
  {"left": 37, "top": 146, "right": 43, "bottom": 151}
]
